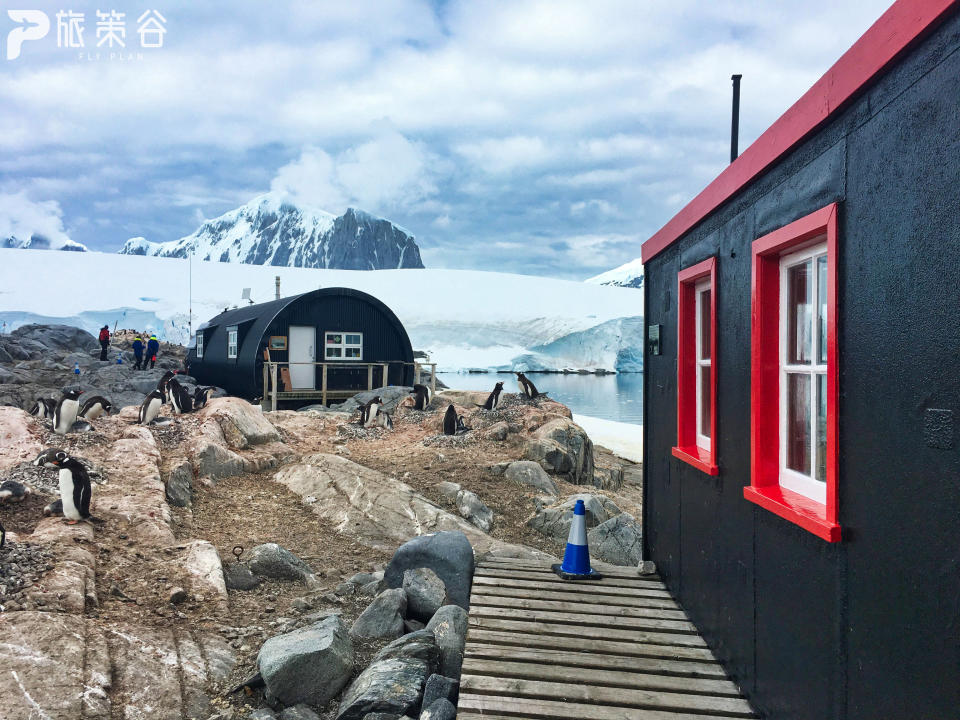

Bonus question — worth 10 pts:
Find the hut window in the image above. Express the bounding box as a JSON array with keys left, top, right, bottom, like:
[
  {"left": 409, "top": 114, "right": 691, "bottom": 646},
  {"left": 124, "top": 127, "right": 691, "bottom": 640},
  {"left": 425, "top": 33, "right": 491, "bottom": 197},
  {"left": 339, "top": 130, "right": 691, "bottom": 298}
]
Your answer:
[
  {"left": 325, "top": 332, "right": 363, "bottom": 360},
  {"left": 196, "top": 331, "right": 204, "bottom": 359},
  {"left": 672, "top": 257, "right": 718, "bottom": 475},
  {"left": 227, "top": 327, "right": 238, "bottom": 359},
  {"left": 745, "top": 203, "right": 840, "bottom": 542}
]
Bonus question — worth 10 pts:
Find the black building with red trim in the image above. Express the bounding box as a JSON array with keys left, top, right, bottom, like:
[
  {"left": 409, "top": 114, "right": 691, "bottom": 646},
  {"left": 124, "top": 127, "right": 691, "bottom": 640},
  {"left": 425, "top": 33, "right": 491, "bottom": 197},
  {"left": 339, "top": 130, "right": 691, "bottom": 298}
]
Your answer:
[{"left": 640, "top": 1, "right": 960, "bottom": 717}]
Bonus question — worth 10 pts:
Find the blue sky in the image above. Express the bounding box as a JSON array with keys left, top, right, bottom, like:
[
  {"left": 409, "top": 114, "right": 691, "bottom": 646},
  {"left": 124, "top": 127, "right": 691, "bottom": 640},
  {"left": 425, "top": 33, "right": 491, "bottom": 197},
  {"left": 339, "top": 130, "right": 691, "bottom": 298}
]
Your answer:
[{"left": 0, "top": 0, "right": 892, "bottom": 279}]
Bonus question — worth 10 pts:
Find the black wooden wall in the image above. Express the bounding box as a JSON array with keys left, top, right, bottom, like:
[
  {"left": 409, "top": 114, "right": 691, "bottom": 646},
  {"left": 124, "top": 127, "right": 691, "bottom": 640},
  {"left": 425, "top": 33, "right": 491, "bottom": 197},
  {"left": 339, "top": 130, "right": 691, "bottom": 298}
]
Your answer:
[{"left": 642, "top": 12, "right": 960, "bottom": 720}]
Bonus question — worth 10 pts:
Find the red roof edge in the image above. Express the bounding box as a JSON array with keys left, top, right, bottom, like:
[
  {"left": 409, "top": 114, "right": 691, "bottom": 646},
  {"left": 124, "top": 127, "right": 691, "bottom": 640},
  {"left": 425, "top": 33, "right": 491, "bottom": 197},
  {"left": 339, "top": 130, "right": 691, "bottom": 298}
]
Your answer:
[{"left": 640, "top": 0, "right": 960, "bottom": 263}]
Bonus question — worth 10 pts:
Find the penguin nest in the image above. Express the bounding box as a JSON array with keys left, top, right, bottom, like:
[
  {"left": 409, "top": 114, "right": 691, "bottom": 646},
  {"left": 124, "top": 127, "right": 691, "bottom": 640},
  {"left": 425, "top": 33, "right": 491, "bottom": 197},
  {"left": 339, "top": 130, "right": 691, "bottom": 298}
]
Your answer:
[
  {"left": 0, "top": 541, "right": 55, "bottom": 611},
  {"left": 150, "top": 420, "right": 194, "bottom": 449},
  {"left": 336, "top": 423, "right": 388, "bottom": 440},
  {"left": 422, "top": 432, "right": 476, "bottom": 448},
  {"left": 1, "top": 458, "right": 104, "bottom": 496}
]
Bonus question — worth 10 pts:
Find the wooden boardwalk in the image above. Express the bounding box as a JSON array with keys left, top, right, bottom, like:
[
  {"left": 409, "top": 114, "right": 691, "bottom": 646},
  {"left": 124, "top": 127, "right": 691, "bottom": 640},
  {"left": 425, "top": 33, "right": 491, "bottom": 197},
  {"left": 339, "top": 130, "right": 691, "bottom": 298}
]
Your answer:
[{"left": 458, "top": 557, "right": 758, "bottom": 719}]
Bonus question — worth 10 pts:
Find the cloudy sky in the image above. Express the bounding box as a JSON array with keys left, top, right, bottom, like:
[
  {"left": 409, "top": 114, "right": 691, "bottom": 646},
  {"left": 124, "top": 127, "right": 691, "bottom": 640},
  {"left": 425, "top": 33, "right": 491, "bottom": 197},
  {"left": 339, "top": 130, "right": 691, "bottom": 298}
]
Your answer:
[{"left": 0, "top": 0, "right": 892, "bottom": 279}]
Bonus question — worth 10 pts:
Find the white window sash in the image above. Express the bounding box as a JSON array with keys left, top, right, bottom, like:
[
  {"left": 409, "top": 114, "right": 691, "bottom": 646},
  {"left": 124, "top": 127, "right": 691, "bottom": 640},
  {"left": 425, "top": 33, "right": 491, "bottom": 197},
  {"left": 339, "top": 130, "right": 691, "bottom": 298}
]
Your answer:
[
  {"left": 227, "top": 328, "right": 238, "bottom": 359},
  {"left": 779, "top": 242, "right": 827, "bottom": 502},
  {"left": 324, "top": 331, "right": 363, "bottom": 361},
  {"left": 196, "top": 332, "right": 204, "bottom": 359}
]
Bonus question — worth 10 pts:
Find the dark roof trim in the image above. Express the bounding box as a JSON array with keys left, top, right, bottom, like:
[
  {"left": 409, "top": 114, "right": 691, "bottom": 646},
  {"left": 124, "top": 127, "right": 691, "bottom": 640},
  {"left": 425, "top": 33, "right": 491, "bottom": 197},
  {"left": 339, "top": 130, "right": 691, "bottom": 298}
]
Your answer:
[{"left": 641, "top": 0, "right": 959, "bottom": 263}]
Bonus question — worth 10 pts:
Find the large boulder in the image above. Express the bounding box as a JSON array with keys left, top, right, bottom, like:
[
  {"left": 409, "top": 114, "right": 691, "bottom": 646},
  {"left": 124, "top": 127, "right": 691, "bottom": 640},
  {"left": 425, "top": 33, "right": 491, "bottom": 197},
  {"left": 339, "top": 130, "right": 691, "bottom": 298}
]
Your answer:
[
  {"left": 351, "top": 588, "right": 407, "bottom": 640},
  {"left": 504, "top": 461, "right": 558, "bottom": 496},
  {"left": 338, "top": 386, "right": 414, "bottom": 415},
  {"left": 456, "top": 489, "right": 493, "bottom": 532},
  {"left": 384, "top": 531, "right": 474, "bottom": 610},
  {"left": 419, "top": 698, "right": 456, "bottom": 720},
  {"left": 337, "top": 656, "right": 431, "bottom": 720},
  {"left": 588, "top": 512, "right": 643, "bottom": 566},
  {"left": 198, "top": 397, "right": 281, "bottom": 449},
  {"left": 526, "top": 493, "right": 621, "bottom": 542},
  {"left": 9, "top": 324, "right": 98, "bottom": 353},
  {"left": 247, "top": 543, "right": 318, "bottom": 584},
  {"left": 164, "top": 460, "right": 194, "bottom": 507},
  {"left": 224, "top": 562, "right": 260, "bottom": 591},
  {"left": 374, "top": 629, "right": 440, "bottom": 667},
  {"left": 523, "top": 418, "right": 594, "bottom": 485},
  {"left": 257, "top": 615, "right": 354, "bottom": 707},
  {"left": 425, "top": 605, "right": 468, "bottom": 678},
  {"left": 403, "top": 568, "right": 450, "bottom": 623},
  {"left": 421, "top": 674, "right": 459, "bottom": 709}
]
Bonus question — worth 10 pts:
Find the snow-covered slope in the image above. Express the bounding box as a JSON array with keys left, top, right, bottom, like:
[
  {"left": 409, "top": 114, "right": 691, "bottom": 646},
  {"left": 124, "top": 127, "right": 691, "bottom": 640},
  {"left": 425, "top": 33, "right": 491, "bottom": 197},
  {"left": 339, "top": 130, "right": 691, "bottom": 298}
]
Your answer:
[
  {"left": 0, "top": 249, "right": 642, "bottom": 372},
  {"left": 119, "top": 192, "right": 424, "bottom": 270},
  {"left": 586, "top": 257, "right": 644, "bottom": 289}
]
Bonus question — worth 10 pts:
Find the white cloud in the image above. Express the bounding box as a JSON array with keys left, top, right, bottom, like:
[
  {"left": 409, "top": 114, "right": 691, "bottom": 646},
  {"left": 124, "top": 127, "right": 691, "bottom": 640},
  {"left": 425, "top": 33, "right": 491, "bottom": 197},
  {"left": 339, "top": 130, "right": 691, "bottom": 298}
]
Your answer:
[{"left": 0, "top": 192, "right": 79, "bottom": 249}]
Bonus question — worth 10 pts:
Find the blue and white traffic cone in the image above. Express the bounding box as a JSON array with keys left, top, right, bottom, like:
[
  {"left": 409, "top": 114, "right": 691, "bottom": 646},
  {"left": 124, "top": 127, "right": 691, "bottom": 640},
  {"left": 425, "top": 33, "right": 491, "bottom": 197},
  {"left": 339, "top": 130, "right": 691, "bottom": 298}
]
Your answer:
[{"left": 552, "top": 499, "right": 602, "bottom": 580}]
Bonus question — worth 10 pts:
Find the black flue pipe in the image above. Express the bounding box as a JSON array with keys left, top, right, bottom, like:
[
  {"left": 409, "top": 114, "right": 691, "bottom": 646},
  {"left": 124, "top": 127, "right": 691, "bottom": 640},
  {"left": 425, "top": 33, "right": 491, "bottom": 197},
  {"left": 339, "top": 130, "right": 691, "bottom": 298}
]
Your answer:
[{"left": 730, "top": 74, "right": 742, "bottom": 163}]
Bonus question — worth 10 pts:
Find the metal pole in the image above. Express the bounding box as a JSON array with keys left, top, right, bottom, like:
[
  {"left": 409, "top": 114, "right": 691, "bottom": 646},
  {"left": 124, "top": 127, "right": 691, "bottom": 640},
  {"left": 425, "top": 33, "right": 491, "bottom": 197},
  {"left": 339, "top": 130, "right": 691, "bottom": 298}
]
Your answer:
[
  {"left": 430, "top": 364, "right": 436, "bottom": 395},
  {"left": 730, "top": 74, "right": 742, "bottom": 163},
  {"left": 321, "top": 364, "right": 328, "bottom": 406},
  {"left": 382, "top": 363, "right": 388, "bottom": 389},
  {"left": 188, "top": 253, "right": 193, "bottom": 337}
]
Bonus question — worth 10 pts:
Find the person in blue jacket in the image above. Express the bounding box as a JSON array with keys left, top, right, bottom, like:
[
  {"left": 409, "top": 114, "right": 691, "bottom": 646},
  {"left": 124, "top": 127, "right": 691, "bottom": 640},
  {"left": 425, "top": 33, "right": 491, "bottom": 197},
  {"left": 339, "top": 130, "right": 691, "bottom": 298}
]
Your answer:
[
  {"left": 132, "top": 335, "right": 144, "bottom": 370},
  {"left": 146, "top": 335, "right": 160, "bottom": 369}
]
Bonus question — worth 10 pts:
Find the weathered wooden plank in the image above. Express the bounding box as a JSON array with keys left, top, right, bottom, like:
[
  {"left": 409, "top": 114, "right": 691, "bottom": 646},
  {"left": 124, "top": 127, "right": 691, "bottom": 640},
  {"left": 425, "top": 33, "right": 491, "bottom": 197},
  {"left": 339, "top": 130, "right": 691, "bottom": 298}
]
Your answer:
[
  {"left": 458, "top": 694, "right": 743, "bottom": 720},
  {"left": 475, "top": 566, "right": 667, "bottom": 590},
  {"left": 469, "top": 605, "right": 697, "bottom": 634},
  {"left": 480, "top": 557, "right": 659, "bottom": 581},
  {"left": 472, "top": 575, "right": 675, "bottom": 601},
  {"left": 460, "top": 676, "right": 757, "bottom": 717},
  {"left": 469, "top": 584, "right": 682, "bottom": 610},
  {"left": 462, "top": 657, "right": 743, "bottom": 697},
  {"left": 465, "top": 629, "right": 718, "bottom": 662},
  {"left": 468, "top": 593, "right": 689, "bottom": 620},
  {"left": 468, "top": 617, "right": 708, "bottom": 648},
  {"left": 465, "top": 643, "right": 728, "bottom": 679}
]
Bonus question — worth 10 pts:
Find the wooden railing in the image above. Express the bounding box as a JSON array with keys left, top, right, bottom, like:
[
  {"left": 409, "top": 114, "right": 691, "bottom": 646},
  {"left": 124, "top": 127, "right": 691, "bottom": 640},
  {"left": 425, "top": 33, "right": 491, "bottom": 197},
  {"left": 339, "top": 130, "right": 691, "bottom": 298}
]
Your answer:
[{"left": 262, "top": 360, "right": 437, "bottom": 411}]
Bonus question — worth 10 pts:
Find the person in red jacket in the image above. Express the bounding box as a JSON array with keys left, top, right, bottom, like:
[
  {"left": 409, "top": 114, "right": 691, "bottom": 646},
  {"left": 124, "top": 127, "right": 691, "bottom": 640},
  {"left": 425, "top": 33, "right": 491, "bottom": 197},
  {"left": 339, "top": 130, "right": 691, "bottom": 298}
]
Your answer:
[{"left": 98, "top": 325, "right": 110, "bottom": 361}]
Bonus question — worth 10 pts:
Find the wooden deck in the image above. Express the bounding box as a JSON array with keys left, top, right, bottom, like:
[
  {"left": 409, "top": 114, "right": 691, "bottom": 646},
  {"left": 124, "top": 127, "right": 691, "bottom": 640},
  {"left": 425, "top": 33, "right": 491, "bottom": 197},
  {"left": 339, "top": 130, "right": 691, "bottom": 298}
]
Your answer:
[{"left": 458, "top": 557, "right": 758, "bottom": 719}]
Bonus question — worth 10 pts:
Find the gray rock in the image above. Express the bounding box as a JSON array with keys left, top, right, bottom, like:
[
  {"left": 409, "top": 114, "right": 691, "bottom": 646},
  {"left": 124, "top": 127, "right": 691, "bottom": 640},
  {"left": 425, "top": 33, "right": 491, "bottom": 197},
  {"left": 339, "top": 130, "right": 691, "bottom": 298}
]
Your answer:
[
  {"left": 523, "top": 418, "right": 594, "bottom": 485},
  {"left": 337, "top": 657, "right": 430, "bottom": 720},
  {"left": 351, "top": 588, "right": 407, "bottom": 640},
  {"left": 249, "top": 710, "right": 278, "bottom": 720},
  {"left": 247, "top": 543, "right": 317, "bottom": 584},
  {"left": 257, "top": 615, "right": 354, "bottom": 707},
  {"left": 225, "top": 563, "right": 261, "bottom": 591},
  {"left": 419, "top": 698, "right": 456, "bottom": 720},
  {"left": 164, "top": 460, "right": 194, "bottom": 507},
  {"left": 348, "top": 572, "right": 379, "bottom": 586},
  {"left": 384, "top": 531, "right": 474, "bottom": 610},
  {"left": 279, "top": 705, "right": 322, "bottom": 720},
  {"left": 374, "top": 629, "right": 439, "bottom": 668},
  {"left": 193, "top": 440, "right": 247, "bottom": 480},
  {"left": 338, "top": 386, "right": 414, "bottom": 415},
  {"left": 10, "top": 324, "right": 98, "bottom": 353},
  {"left": 0, "top": 344, "right": 13, "bottom": 363},
  {"left": 358, "top": 578, "right": 387, "bottom": 597},
  {"left": 404, "top": 619, "right": 425, "bottom": 633},
  {"left": 526, "top": 493, "right": 621, "bottom": 541},
  {"left": 455, "top": 489, "right": 493, "bottom": 532},
  {"left": 588, "top": 512, "right": 643, "bottom": 566},
  {"left": 433, "top": 481, "right": 461, "bottom": 502},
  {"left": 483, "top": 421, "right": 509, "bottom": 441},
  {"left": 421, "top": 674, "right": 459, "bottom": 709},
  {"left": 361, "top": 715, "right": 403, "bottom": 720},
  {"left": 487, "top": 461, "right": 510, "bottom": 476},
  {"left": 425, "top": 605, "right": 468, "bottom": 678},
  {"left": 504, "top": 461, "right": 559, "bottom": 496},
  {"left": 403, "top": 568, "right": 449, "bottom": 623}
]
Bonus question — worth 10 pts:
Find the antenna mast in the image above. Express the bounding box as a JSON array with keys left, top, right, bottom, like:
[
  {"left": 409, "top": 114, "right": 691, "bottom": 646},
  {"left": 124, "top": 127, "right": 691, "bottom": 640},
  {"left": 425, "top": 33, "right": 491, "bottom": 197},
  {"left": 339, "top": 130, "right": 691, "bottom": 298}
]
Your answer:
[{"left": 189, "top": 253, "right": 193, "bottom": 337}]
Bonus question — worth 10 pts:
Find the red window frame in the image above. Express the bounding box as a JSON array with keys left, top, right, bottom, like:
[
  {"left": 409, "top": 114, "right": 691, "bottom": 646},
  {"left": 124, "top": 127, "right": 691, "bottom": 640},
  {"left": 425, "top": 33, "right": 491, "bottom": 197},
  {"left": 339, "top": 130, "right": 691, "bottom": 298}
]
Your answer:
[
  {"left": 673, "top": 257, "right": 719, "bottom": 476},
  {"left": 745, "top": 203, "right": 841, "bottom": 542}
]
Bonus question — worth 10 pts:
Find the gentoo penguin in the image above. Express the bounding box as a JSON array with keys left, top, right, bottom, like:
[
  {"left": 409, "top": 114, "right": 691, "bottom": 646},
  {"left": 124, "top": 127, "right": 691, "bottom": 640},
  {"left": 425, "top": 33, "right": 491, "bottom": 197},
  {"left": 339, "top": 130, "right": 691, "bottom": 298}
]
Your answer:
[
  {"left": 0, "top": 480, "right": 31, "bottom": 503},
  {"left": 52, "top": 389, "right": 83, "bottom": 435},
  {"left": 363, "top": 396, "right": 384, "bottom": 428},
  {"left": 79, "top": 395, "right": 112, "bottom": 420},
  {"left": 43, "top": 498, "right": 64, "bottom": 517},
  {"left": 50, "top": 455, "right": 94, "bottom": 524},
  {"left": 29, "top": 397, "right": 57, "bottom": 419},
  {"left": 443, "top": 404, "right": 458, "bottom": 436},
  {"left": 139, "top": 389, "right": 164, "bottom": 425},
  {"left": 476, "top": 382, "right": 504, "bottom": 411},
  {"left": 157, "top": 370, "right": 175, "bottom": 402},
  {"left": 34, "top": 448, "right": 67, "bottom": 467},
  {"left": 516, "top": 372, "right": 546, "bottom": 400},
  {"left": 192, "top": 386, "right": 215, "bottom": 410},
  {"left": 411, "top": 384, "right": 431, "bottom": 411},
  {"left": 167, "top": 378, "right": 193, "bottom": 414}
]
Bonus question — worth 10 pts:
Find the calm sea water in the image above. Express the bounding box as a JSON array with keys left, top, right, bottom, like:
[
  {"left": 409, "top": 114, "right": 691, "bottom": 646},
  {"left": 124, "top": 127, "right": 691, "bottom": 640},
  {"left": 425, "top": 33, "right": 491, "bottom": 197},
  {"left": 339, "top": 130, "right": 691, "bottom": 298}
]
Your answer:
[{"left": 436, "top": 372, "right": 643, "bottom": 425}]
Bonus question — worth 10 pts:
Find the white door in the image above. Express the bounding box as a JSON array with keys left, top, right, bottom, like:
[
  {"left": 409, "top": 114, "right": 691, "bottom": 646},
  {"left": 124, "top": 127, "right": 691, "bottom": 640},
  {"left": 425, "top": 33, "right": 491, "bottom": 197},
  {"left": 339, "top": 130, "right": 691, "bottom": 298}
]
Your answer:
[{"left": 288, "top": 326, "right": 316, "bottom": 389}]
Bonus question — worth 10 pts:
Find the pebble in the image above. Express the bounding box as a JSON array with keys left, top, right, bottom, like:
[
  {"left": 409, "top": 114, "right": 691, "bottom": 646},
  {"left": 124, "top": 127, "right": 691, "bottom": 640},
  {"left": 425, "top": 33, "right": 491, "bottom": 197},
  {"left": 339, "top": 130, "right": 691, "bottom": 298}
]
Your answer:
[{"left": 168, "top": 587, "right": 188, "bottom": 604}]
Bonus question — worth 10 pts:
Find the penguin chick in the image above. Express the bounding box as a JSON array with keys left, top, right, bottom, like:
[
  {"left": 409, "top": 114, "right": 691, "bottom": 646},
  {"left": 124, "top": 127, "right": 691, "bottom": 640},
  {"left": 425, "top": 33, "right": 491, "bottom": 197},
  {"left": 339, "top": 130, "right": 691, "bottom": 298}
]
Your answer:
[
  {"left": 0, "top": 480, "right": 31, "bottom": 503},
  {"left": 43, "top": 498, "right": 64, "bottom": 517}
]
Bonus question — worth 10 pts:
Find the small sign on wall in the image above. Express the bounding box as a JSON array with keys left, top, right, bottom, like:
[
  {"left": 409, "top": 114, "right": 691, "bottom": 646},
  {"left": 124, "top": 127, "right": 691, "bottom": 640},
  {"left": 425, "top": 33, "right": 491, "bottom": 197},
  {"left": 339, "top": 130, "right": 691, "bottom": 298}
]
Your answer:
[
  {"left": 648, "top": 324, "right": 662, "bottom": 356},
  {"left": 269, "top": 336, "right": 287, "bottom": 350}
]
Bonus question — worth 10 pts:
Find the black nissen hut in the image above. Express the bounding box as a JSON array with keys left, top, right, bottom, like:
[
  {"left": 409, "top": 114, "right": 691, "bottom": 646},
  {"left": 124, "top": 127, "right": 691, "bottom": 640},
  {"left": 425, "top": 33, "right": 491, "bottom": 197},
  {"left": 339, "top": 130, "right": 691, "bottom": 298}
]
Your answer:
[
  {"left": 188, "top": 287, "right": 414, "bottom": 400},
  {"left": 641, "top": 2, "right": 959, "bottom": 719}
]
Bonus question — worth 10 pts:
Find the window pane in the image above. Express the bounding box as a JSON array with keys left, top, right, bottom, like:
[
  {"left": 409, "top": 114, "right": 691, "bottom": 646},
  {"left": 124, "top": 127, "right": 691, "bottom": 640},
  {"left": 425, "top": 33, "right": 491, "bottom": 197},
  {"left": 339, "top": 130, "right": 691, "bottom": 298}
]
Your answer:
[
  {"left": 816, "top": 373, "right": 827, "bottom": 484},
  {"left": 327, "top": 334, "right": 341, "bottom": 344},
  {"left": 345, "top": 348, "right": 360, "bottom": 358},
  {"left": 700, "top": 364, "right": 711, "bottom": 439},
  {"left": 326, "top": 347, "right": 342, "bottom": 358},
  {"left": 817, "top": 255, "right": 828, "bottom": 365},
  {"left": 787, "top": 373, "right": 811, "bottom": 475},
  {"left": 699, "top": 289, "right": 711, "bottom": 360},
  {"left": 346, "top": 334, "right": 361, "bottom": 344},
  {"left": 787, "top": 261, "right": 812, "bottom": 364}
]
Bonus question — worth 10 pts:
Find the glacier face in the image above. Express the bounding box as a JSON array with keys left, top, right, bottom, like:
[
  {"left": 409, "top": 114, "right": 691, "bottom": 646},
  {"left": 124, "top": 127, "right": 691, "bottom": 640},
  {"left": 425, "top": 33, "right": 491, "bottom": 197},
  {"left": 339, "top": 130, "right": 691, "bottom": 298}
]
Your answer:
[
  {"left": 118, "top": 192, "right": 425, "bottom": 270},
  {"left": 504, "top": 317, "right": 644, "bottom": 373}
]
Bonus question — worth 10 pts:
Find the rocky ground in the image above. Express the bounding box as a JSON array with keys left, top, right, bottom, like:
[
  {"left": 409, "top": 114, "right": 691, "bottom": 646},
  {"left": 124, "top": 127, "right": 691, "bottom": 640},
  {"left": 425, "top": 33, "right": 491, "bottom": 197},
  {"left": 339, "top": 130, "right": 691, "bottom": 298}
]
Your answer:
[{"left": 0, "top": 325, "right": 644, "bottom": 720}]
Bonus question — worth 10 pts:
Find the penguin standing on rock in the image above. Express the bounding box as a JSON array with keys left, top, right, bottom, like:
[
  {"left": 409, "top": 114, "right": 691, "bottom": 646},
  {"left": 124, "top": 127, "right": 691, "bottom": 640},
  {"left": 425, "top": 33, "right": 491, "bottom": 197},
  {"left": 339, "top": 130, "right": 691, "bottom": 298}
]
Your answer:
[
  {"left": 516, "top": 372, "right": 546, "bottom": 400},
  {"left": 79, "top": 395, "right": 112, "bottom": 421},
  {"left": 52, "top": 389, "right": 83, "bottom": 435},
  {"left": 50, "top": 455, "right": 97, "bottom": 524},
  {"left": 167, "top": 378, "right": 193, "bottom": 414},
  {"left": 192, "top": 386, "right": 215, "bottom": 410},
  {"left": 34, "top": 448, "right": 67, "bottom": 467},
  {"left": 442, "top": 404, "right": 470, "bottom": 435},
  {"left": 476, "top": 382, "right": 504, "bottom": 410},
  {"left": 157, "top": 371, "right": 176, "bottom": 402},
  {"left": 139, "top": 390, "right": 164, "bottom": 425},
  {"left": 411, "top": 384, "right": 432, "bottom": 410},
  {"left": 29, "top": 397, "right": 57, "bottom": 419},
  {"left": 363, "top": 396, "right": 384, "bottom": 428}
]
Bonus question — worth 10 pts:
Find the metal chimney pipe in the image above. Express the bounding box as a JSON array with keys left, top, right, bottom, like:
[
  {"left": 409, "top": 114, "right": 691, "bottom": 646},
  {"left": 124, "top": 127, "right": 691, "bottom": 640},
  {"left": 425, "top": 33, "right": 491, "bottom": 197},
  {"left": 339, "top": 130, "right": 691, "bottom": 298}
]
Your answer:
[
  {"left": 730, "top": 74, "right": 742, "bottom": 163},
  {"left": 275, "top": 276, "right": 281, "bottom": 300}
]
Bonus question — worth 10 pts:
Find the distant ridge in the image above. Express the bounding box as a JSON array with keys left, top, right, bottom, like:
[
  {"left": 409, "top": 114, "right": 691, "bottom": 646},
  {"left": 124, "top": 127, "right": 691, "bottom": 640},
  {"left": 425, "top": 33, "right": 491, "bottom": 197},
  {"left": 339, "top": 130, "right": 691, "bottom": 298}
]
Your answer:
[{"left": 586, "top": 257, "right": 643, "bottom": 289}]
